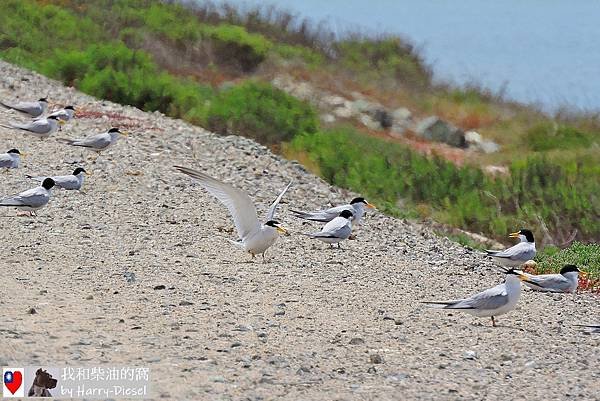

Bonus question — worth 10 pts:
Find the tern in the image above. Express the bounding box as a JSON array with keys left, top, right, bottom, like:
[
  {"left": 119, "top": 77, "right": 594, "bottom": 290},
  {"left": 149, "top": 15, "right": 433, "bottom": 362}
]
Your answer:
[
  {"left": 0, "top": 149, "right": 23, "bottom": 170},
  {"left": 291, "top": 197, "right": 374, "bottom": 226},
  {"left": 175, "top": 166, "right": 291, "bottom": 262},
  {"left": 0, "top": 97, "right": 48, "bottom": 118},
  {"left": 47, "top": 105, "right": 75, "bottom": 122},
  {"left": 423, "top": 269, "right": 527, "bottom": 327},
  {"left": 486, "top": 229, "right": 536, "bottom": 267},
  {"left": 27, "top": 167, "right": 88, "bottom": 191},
  {"left": 0, "top": 115, "right": 62, "bottom": 138},
  {"left": 0, "top": 178, "right": 55, "bottom": 216},
  {"left": 305, "top": 209, "right": 353, "bottom": 248},
  {"left": 58, "top": 127, "right": 127, "bottom": 160},
  {"left": 519, "top": 264, "right": 583, "bottom": 294}
]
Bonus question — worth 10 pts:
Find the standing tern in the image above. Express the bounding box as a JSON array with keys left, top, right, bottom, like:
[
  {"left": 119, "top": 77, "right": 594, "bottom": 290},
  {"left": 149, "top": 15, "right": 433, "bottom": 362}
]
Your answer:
[
  {"left": 291, "top": 197, "right": 374, "bottom": 226},
  {"left": 486, "top": 229, "right": 536, "bottom": 267},
  {"left": 0, "top": 149, "right": 23, "bottom": 170},
  {"left": 27, "top": 167, "right": 88, "bottom": 191},
  {"left": 575, "top": 324, "right": 600, "bottom": 333},
  {"left": 0, "top": 115, "right": 62, "bottom": 138},
  {"left": 175, "top": 166, "right": 291, "bottom": 262},
  {"left": 0, "top": 178, "right": 55, "bottom": 216},
  {"left": 423, "top": 269, "right": 527, "bottom": 327},
  {"left": 519, "top": 264, "right": 583, "bottom": 294},
  {"left": 47, "top": 105, "right": 75, "bottom": 122},
  {"left": 0, "top": 97, "right": 48, "bottom": 118},
  {"left": 58, "top": 127, "right": 127, "bottom": 160},
  {"left": 305, "top": 209, "right": 353, "bottom": 248}
]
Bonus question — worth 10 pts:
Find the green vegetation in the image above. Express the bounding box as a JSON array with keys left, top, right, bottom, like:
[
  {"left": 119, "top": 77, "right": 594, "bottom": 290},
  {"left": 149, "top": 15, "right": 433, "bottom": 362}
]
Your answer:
[
  {"left": 535, "top": 242, "right": 600, "bottom": 291},
  {"left": 0, "top": 0, "right": 598, "bottom": 248},
  {"left": 286, "top": 128, "right": 600, "bottom": 242},
  {"left": 206, "top": 81, "right": 318, "bottom": 144}
]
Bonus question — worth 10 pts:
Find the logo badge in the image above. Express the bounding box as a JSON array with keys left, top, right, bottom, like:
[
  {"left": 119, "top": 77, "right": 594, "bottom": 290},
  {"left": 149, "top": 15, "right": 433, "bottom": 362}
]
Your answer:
[{"left": 3, "top": 368, "right": 25, "bottom": 397}]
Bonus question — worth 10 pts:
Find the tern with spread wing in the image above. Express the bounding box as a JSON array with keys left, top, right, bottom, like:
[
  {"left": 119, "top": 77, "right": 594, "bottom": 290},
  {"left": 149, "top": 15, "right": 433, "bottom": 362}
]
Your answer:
[
  {"left": 175, "top": 166, "right": 291, "bottom": 262},
  {"left": 291, "top": 197, "right": 374, "bottom": 226},
  {"left": 305, "top": 209, "right": 353, "bottom": 248},
  {"left": 0, "top": 97, "right": 48, "bottom": 118},
  {"left": 0, "top": 149, "right": 23, "bottom": 170},
  {"left": 423, "top": 269, "right": 526, "bottom": 327},
  {"left": 0, "top": 115, "right": 61, "bottom": 138},
  {"left": 486, "top": 229, "right": 536, "bottom": 267},
  {"left": 519, "top": 264, "right": 582, "bottom": 294},
  {"left": 0, "top": 178, "right": 55, "bottom": 216},
  {"left": 27, "top": 167, "right": 88, "bottom": 191}
]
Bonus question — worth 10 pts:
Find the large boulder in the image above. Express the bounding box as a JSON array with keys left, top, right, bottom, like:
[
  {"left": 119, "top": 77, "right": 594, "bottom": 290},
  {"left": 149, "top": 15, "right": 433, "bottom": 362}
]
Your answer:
[{"left": 415, "top": 116, "right": 466, "bottom": 148}]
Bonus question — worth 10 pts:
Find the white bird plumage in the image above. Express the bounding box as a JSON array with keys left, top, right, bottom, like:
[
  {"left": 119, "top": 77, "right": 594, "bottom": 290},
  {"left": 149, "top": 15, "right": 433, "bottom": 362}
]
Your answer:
[
  {"left": 424, "top": 270, "right": 526, "bottom": 326},
  {"left": 0, "top": 97, "right": 48, "bottom": 118},
  {"left": 519, "top": 263, "right": 581, "bottom": 294},
  {"left": 27, "top": 167, "right": 88, "bottom": 191},
  {"left": 0, "top": 149, "right": 22, "bottom": 170},
  {"left": 305, "top": 209, "right": 354, "bottom": 248},
  {"left": 0, "top": 178, "right": 56, "bottom": 216},
  {"left": 486, "top": 229, "right": 536, "bottom": 267},
  {"left": 0, "top": 115, "right": 61, "bottom": 138},
  {"left": 291, "top": 196, "right": 374, "bottom": 226},
  {"left": 58, "top": 127, "right": 125, "bottom": 152},
  {"left": 175, "top": 166, "right": 291, "bottom": 262}
]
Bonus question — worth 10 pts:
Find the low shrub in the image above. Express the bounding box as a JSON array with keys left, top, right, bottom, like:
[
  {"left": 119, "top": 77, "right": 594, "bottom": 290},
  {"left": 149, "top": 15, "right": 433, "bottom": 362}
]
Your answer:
[{"left": 206, "top": 80, "right": 318, "bottom": 144}]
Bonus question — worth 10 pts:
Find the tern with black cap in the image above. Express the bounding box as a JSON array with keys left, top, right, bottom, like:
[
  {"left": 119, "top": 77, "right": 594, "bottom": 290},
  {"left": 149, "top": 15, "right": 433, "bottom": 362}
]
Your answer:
[
  {"left": 0, "top": 115, "right": 62, "bottom": 138},
  {"left": 0, "top": 97, "right": 48, "bottom": 117},
  {"left": 423, "top": 269, "right": 527, "bottom": 327},
  {"left": 305, "top": 209, "right": 354, "bottom": 248},
  {"left": 175, "top": 166, "right": 291, "bottom": 262},
  {"left": 518, "top": 263, "right": 584, "bottom": 294},
  {"left": 486, "top": 229, "right": 536, "bottom": 267},
  {"left": 0, "top": 148, "right": 23, "bottom": 170},
  {"left": 291, "top": 197, "right": 375, "bottom": 226},
  {"left": 0, "top": 177, "right": 55, "bottom": 216},
  {"left": 58, "top": 127, "right": 127, "bottom": 158},
  {"left": 27, "top": 167, "right": 89, "bottom": 191}
]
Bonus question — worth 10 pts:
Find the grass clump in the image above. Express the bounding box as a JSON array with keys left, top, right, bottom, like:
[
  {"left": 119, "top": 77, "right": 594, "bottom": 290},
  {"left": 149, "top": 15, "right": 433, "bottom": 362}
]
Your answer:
[
  {"left": 524, "top": 123, "right": 599, "bottom": 151},
  {"left": 206, "top": 80, "right": 318, "bottom": 145},
  {"left": 287, "top": 127, "right": 600, "bottom": 243}
]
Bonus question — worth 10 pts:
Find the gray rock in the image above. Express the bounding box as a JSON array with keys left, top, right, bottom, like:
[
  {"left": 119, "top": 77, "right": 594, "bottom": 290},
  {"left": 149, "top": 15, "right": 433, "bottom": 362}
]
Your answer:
[
  {"left": 320, "top": 113, "right": 336, "bottom": 124},
  {"left": 369, "top": 353, "right": 384, "bottom": 364},
  {"left": 359, "top": 114, "right": 381, "bottom": 130},
  {"left": 415, "top": 116, "right": 466, "bottom": 148}
]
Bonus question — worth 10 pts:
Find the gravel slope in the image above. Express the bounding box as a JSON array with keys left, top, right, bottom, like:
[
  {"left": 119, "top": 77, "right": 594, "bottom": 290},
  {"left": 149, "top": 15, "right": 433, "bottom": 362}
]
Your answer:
[{"left": 0, "top": 60, "right": 598, "bottom": 401}]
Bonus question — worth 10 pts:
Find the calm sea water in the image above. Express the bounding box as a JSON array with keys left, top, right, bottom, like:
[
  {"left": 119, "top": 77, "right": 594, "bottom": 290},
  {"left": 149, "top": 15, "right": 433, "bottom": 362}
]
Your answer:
[{"left": 216, "top": 0, "right": 600, "bottom": 112}]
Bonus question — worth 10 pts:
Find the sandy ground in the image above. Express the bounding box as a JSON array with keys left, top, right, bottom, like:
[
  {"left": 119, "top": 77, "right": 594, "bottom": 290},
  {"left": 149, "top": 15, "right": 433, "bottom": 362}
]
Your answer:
[{"left": 0, "top": 60, "right": 598, "bottom": 401}]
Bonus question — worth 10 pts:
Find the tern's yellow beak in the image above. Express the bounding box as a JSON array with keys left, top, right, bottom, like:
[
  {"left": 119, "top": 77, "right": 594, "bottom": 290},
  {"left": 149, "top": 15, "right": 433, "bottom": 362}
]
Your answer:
[
  {"left": 366, "top": 202, "right": 376, "bottom": 209},
  {"left": 508, "top": 231, "right": 520, "bottom": 238},
  {"left": 518, "top": 273, "right": 529, "bottom": 281},
  {"left": 121, "top": 130, "right": 130, "bottom": 136},
  {"left": 85, "top": 170, "right": 93, "bottom": 176},
  {"left": 276, "top": 226, "right": 290, "bottom": 236},
  {"left": 20, "top": 152, "right": 27, "bottom": 157},
  {"left": 58, "top": 119, "right": 66, "bottom": 125}
]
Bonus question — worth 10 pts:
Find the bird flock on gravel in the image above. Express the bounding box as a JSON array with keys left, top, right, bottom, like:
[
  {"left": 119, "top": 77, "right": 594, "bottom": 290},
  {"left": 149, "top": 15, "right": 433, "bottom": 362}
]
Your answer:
[{"left": 0, "top": 95, "right": 596, "bottom": 331}]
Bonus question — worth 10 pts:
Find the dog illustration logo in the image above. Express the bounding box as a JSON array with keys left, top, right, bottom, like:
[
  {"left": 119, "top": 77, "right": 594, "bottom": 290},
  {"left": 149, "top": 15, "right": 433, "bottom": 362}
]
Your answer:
[
  {"left": 28, "top": 368, "right": 57, "bottom": 397},
  {"left": 2, "top": 368, "right": 25, "bottom": 397}
]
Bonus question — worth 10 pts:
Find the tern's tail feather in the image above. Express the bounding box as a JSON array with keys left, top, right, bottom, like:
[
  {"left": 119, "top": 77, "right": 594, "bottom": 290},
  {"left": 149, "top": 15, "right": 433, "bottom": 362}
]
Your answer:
[
  {"left": 291, "top": 209, "right": 329, "bottom": 222},
  {"left": 421, "top": 301, "right": 465, "bottom": 309},
  {"left": 222, "top": 237, "right": 244, "bottom": 249},
  {"left": 56, "top": 138, "right": 77, "bottom": 145}
]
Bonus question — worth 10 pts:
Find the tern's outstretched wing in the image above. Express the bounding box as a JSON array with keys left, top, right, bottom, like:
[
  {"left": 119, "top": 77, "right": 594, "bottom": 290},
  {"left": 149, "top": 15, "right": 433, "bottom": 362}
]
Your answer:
[
  {"left": 175, "top": 166, "right": 260, "bottom": 241},
  {"left": 266, "top": 181, "right": 292, "bottom": 221}
]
